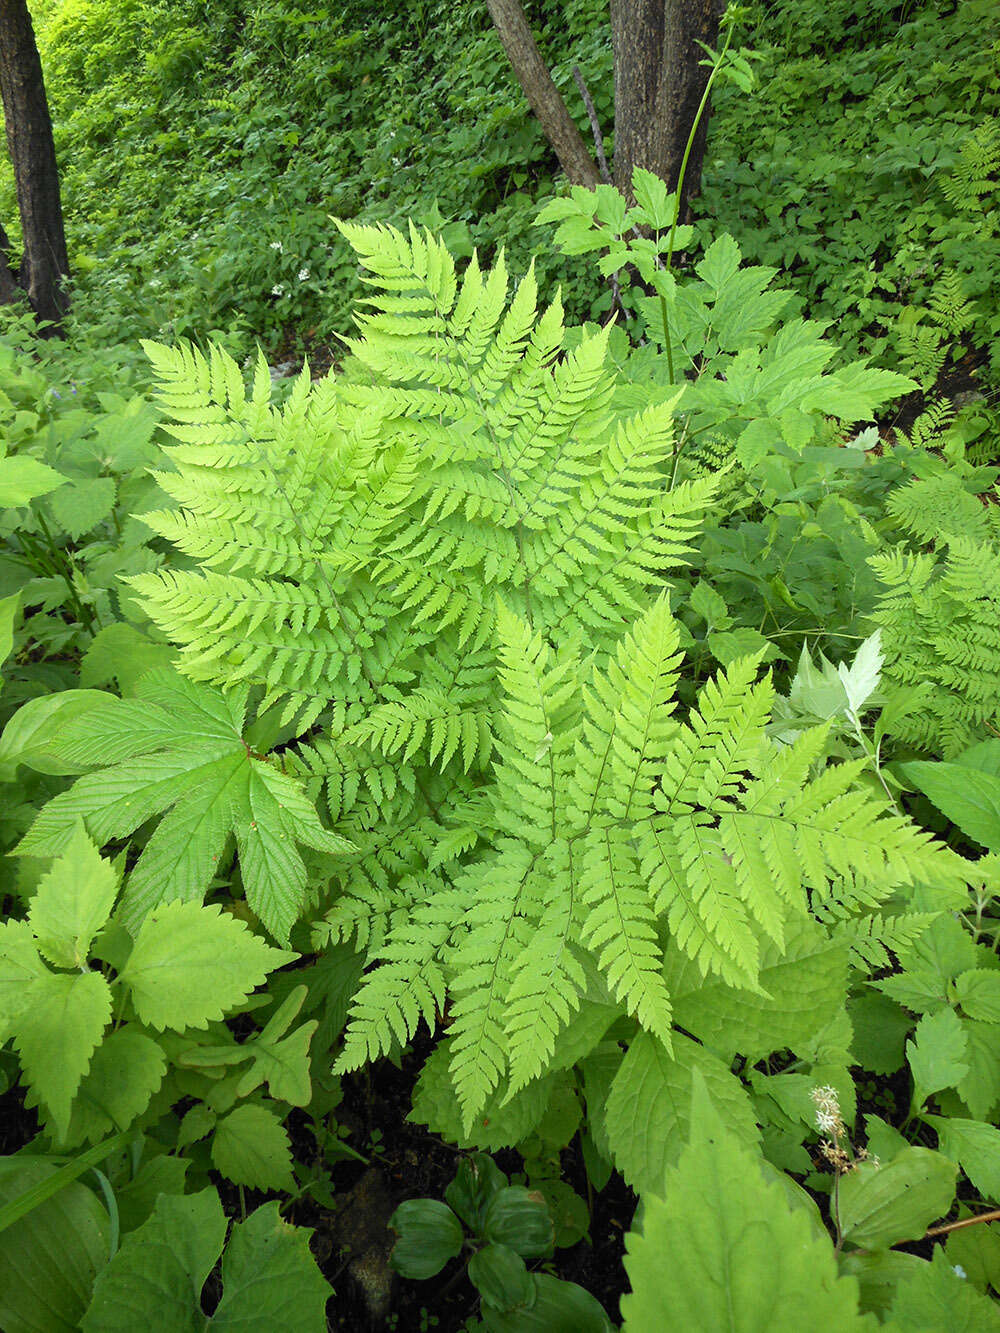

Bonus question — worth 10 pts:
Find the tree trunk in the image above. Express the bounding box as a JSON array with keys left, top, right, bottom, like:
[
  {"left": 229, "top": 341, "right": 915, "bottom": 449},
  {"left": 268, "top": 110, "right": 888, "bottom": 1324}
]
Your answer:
[
  {"left": 486, "top": 0, "right": 600, "bottom": 189},
  {"left": 0, "top": 0, "right": 69, "bottom": 333},
  {"left": 609, "top": 0, "right": 720, "bottom": 213}
]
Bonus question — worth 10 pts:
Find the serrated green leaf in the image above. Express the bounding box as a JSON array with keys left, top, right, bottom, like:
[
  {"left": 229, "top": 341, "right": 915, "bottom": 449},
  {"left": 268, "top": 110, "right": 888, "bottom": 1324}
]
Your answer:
[
  {"left": 669, "top": 918, "right": 848, "bottom": 1060},
  {"left": 121, "top": 900, "right": 293, "bottom": 1031},
  {"left": 0, "top": 591, "right": 19, "bottom": 674},
  {"left": 838, "top": 1147, "right": 957, "bottom": 1250},
  {"left": 900, "top": 762, "right": 1000, "bottom": 851},
  {"left": 15, "top": 671, "right": 352, "bottom": 943},
  {"left": 621, "top": 1076, "right": 868, "bottom": 1331},
  {"left": 211, "top": 1202, "right": 331, "bottom": 1332},
  {"left": 0, "top": 455, "right": 66, "bottom": 507},
  {"left": 28, "top": 824, "right": 119, "bottom": 968},
  {"left": 907, "top": 1007, "right": 969, "bottom": 1105},
  {"left": 603, "top": 1031, "right": 758, "bottom": 1196},
  {"left": 59, "top": 1028, "right": 166, "bottom": 1147},
  {"left": 886, "top": 1247, "right": 1000, "bottom": 1331},
  {"left": 0, "top": 921, "right": 47, "bottom": 1033},
  {"left": 81, "top": 1189, "right": 226, "bottom": 1333},
  {"left": 49, "top": 476, "right": 116, "bottom": 540},
  {"left": 0, "top": 1159, "right": 109, "bottom": 1333},
  {"left": 927, "top": 1116, "right": 1000, "bottom": 1202},
  {"left": 14, "top": 970, "right": 112, "bottom": 1140},
  {"left": 955, "top": 969, "right": 1000, "bottom": 1022},
  {"left": 211, "top": 1104, "right": 295, "bottom": 1192}
]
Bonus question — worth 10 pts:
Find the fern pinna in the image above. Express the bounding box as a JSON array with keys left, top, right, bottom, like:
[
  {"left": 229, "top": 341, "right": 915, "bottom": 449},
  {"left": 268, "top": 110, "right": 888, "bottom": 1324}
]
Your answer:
[{"left": 19, "top": 223, "right": 963, "bottom": 1136}]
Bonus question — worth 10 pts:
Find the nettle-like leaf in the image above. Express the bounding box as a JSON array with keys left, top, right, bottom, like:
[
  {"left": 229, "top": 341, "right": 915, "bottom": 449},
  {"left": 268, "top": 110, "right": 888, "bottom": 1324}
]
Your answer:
[
  {"left": 620, "top": 1078, "right": 871, "bottom": 1331},
  {"left": 211, "top": 1103, "right": 296, "bottom": 1193},
  {"left": 121, "top": 900, "right": 294, "bottom": 1031},
  {"left": 13, "top": 669, "right": 352, "bottom": 943},
  {"left": 81, "top": 1191, "right": 330, "bottom": 1333}
]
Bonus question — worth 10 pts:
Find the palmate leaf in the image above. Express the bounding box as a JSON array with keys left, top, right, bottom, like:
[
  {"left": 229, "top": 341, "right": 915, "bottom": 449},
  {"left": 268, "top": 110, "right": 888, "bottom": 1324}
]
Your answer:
[{"left": 13, "top": 669, "right": 352, "bottom": 943}]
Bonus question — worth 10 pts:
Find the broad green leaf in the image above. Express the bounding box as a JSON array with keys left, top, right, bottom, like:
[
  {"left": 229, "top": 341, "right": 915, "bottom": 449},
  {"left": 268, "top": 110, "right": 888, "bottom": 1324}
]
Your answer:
[
  {"left": 49, "top": 476, "right": 117, "bottom": 540},
  {"left": 926, "top": 1116, "right": 1000, "bottom": 1202},
  {"left": 907, "top": 1007, "right": 969, "bottom": 1106},
  {"left": 115, "top": 1155, "right": 189, "bottom": 1234},
  {"left": 955, "top": 969, "right": 1000, "bottom": 1022},
  {"left": 80, "top": 623, "right": 176, "bottom": 693},
  {"left": 28, "top": 824, "right": 119, "bottom": 968},
  {"left": 0, "top": 689, "right": 110, "bottom": 781},
  {"left": 0, "top": 591, "right": 19, "bottom": 673},
  {"left": 389, "top": 1199, "right": 464, "bottom": 1279},
  {"left": 886, "top": 1247, "right": 1000, "bottom": 1331},
  {"left": 837, "top": 1147, "right": 957, "bottom": 1250},
  {"left": 211, "top": 1104, "right": 295, "bottom": 1192},
  {"left": 59, "top": 1028, "right": 166, "bottom": 1147},
  {"left": 900, "top": 762, "right": 1000, "bottom": 851},
  {"left": 603, "top": 1031, "right": 758, "bottom": 1196},
  {"left": 81, "top": 1189, "right": 227, "bottom": 1333},
  {"left": 669, "top": 918, "right": 848, "bottom": 1060},
  {"left": 409, "top": 1040, "right": 553, "bottom": 1150},
  {"left": 482, "top": 1187, "right": 554, "bottom": 1257},
  {"left": 0, "top": 920, "right": 47, "bottom": 1032},
  {"left": 121, "top": 899, "right": 293, "bottom": 1031},
  {"left": 837, "top": 631, "right": 882, "bottom": 718},
  {"left": 211, "top": 1202, "right": 331, "bottom": 1332},
  {"left": 483, "top": 1273, "right": 613, "bottom": 1333},
  {"left": 468, "top": 1244, "right": 532, "bottom": 1310},
  {"left": 957, "top": 1020, "right": 1000, "bottom": 1121},
  {"left": 14, "top": 970, "right": 112, "bottom": 1140},
  {"left": 0, "top": 455, "right": 66, "bottom": 507},
  {"left": 621, "top": 1078, "right": 868, "bottom": 1331},
  {"left": 0, "top": 1159, "right": 109, "bottom": 1333}
]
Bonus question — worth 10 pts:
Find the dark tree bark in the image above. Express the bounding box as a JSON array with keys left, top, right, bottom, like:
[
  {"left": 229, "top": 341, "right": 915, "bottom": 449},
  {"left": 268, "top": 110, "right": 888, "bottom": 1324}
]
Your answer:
[
  {"left": 0, "top": 0, "right": 69, "bottom": 333},
  {"left": 487, "top": 0, "right": 722, "bottom": 213},
  {"left": 610, "top": 0, "right": 720, "bottom": 212},
  {"left": 485, "top": 0, "right": 601, "bottom": 189}
]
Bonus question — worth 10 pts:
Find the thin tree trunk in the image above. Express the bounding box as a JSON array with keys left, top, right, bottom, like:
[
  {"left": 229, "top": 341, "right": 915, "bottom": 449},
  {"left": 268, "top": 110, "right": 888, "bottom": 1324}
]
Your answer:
[
  {"left": 0, "top": 0, "right": 69, "bottom": 333},
  {"left": 486, "top": 0, "right": 600, "bottom": 188},
  {"left": 609, "top": 0, "right": 720, "bottom": 212}
]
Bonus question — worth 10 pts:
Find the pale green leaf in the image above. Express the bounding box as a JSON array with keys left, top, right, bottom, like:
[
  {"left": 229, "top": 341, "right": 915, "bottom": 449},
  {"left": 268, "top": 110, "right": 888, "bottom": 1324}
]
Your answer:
[
  {"left": 0, "top": 455, "right": 66, "bottom": 508},
  {"left": 887, "top": 1247, "right": 1000, "bottom": 1331},
  {"left": 901, "top": 762, "right": 1000, "bottom": 851},
  {"left": 14, "top": 970, "right": 112, "bottom": 1140},
  {"left": 926, "top": 1116, "right": 1000, "bottom": 1202},
  {"left": 907, "top": 1007, "right": 969, "bottom": 1105},
  {"left": 955, "top": 969, "right": 1000, "bottom": 1022},
  {"left": 121, "top": 900, "right": 294, "bottom": 1031},
  {"left": 603, "top": 1031, "right": 758, "bottom": 1196},
  {"left": 49, "top": 476, "right": 117, "bottom": 540},
  {"left": 621, "top": 1077, "right": 869, "bottom": 1331},
  {"left": 28, "top": 824, "right": 119, "bottom": 968},
  {"left": 838, "top": 1147, "right": 957, "bottom": 1250},
  {"left": 0, "top": 921, "right": 47, "bottom": 1033},
  {"left": 59, "top": 1029, "right": 167, "bottom": 1147},
  {"left": 211, "top": 1104, "right": 295, "bottom": 1192}
]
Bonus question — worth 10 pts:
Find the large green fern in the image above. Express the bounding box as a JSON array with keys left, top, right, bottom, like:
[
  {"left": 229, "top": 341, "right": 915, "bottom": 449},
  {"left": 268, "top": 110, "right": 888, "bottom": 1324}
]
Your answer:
[{"left": 13, "top": 224, "right": 966, "bottom": 1133}]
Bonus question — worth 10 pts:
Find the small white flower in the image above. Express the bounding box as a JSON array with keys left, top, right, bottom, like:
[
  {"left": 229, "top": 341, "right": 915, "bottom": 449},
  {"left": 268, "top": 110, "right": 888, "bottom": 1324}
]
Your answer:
[
  {"left": 271, "top": 284, "right": 285, "bottom": 297},
  {"left": 297, "top": 268, "right": 310, "bottom": 282},
  {"left": 953, "top": 1265, "right": 967, "bottom": 1280},
  {"left": 270, "top": 240, "right": 283, "bottom": 252},
  {"left": 815, "top": 1108, "right": 840, "bottom": 1134}
]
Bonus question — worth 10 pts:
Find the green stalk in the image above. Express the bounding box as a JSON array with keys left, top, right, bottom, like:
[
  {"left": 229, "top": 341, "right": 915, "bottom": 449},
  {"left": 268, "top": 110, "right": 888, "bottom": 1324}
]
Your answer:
[
  {"left": 660, "top": 20, "right": 737, "bottom": 386},
  {"left": 0, "top": 1131, "right": 131, "bottom": 1235}
]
